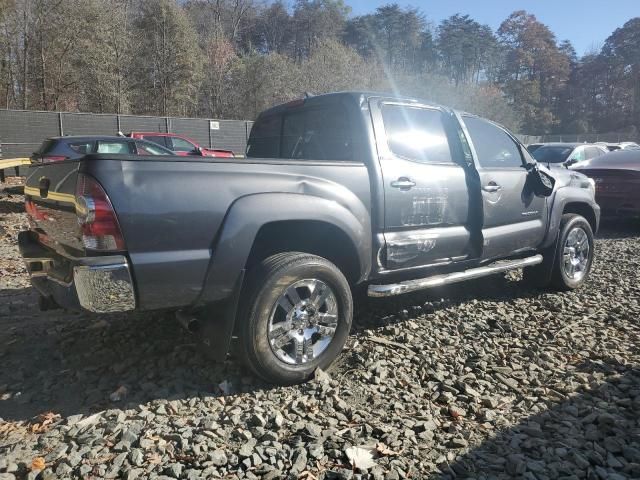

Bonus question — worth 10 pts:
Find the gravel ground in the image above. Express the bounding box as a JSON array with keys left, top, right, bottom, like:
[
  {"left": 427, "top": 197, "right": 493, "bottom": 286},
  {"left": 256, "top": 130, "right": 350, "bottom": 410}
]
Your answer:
[{"left": 1, "top": 179, "right": 640, "bottom": 480}]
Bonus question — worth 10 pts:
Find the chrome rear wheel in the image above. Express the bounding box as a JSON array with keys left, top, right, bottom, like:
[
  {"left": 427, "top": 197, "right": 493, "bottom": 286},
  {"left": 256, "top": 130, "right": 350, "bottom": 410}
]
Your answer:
[{"left": 268, "top": 279, "right": 338, "bottom": 365}]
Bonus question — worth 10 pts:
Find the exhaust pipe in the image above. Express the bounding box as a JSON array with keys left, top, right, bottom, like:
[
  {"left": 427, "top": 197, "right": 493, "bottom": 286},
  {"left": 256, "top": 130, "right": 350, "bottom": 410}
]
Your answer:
[{"left": 176, "top": 310, "right": 201, "bottom": 333}]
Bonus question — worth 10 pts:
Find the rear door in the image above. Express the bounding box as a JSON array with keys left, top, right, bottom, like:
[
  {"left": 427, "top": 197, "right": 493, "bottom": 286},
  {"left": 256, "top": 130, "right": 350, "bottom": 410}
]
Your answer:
[
  {"left": 460, "top": 115, "right": 547, "bottom": 260},
  {"left": 370, "top": 100, "right": 477, "bottom": 270}
]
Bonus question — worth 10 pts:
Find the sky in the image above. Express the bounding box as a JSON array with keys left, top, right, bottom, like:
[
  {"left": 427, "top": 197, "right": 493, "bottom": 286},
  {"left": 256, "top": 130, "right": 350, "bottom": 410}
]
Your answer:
[{"left": 347, "top": 0, "right": 640, "bottom": 56}]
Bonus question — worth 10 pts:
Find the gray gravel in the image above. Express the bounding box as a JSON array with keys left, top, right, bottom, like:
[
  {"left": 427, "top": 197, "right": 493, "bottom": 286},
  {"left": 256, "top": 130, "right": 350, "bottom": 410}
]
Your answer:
[{"left": 1, "top": 179, "right": 640, "bottom": 479}]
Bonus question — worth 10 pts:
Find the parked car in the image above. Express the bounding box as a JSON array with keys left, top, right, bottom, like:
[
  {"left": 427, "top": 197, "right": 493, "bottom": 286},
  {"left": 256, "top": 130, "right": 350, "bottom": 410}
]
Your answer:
[
  {"left": 19, "top": 92, "right": 599, "bottom": 384},
  {"left": 532, "top": 142, "right": 608, "bottom": 167},
  {"left": 572, "top": 149, "right": 640, "bottom": 218},
  {"left": 32, "top": 135, "right": 175, "bottom": 162},
  {"left": 595, "top": 141, "right": 640, "bottom": 152},
  {"left": 128, "top": 132, "right": 234, "bottom": 158},
  {"left": 526, "top": 143, "right": 545, "bottom": 154}
]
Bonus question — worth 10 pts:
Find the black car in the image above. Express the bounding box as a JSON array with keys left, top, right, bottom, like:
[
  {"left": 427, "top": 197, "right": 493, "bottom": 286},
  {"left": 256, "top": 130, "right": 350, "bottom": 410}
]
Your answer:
[{"left": 33, "top": 135, "right": 175, "bottom": 163}]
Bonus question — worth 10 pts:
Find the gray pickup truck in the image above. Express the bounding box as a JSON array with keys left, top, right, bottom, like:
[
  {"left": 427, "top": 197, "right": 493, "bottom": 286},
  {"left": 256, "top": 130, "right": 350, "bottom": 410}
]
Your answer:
[{"left": 19, "top": 92, "right": 599, "bottom": 384}]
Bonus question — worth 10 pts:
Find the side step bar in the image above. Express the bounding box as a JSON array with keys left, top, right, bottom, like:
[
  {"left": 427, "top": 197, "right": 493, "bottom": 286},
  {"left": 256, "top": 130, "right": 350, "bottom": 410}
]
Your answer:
[{"left": 368, "top": 255, "right": 543, "bottom": 297}]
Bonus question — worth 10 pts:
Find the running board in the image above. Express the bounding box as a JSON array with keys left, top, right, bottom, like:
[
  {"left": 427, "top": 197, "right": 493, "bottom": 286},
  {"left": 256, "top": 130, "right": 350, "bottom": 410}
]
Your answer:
[{"left": 368, "top": 255, "right": 543, "bottom": 297}]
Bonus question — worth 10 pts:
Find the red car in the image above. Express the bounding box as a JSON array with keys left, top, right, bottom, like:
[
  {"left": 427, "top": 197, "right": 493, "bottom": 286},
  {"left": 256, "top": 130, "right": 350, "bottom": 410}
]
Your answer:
[
  {"left": 128, "top": 132, "right": 234, "bottom": 158},
  {"left": 572, "top": 149, "right": 640, "bottom": 218}
]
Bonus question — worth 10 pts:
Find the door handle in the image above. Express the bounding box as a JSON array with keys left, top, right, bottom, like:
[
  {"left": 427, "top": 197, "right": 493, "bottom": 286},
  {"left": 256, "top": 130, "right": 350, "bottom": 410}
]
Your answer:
[
  {"left": 483, "top": 182, "right": 502, "bottom": 193},
  {"left": 390, "top": 177, "right": 416, "bottom": 190}
]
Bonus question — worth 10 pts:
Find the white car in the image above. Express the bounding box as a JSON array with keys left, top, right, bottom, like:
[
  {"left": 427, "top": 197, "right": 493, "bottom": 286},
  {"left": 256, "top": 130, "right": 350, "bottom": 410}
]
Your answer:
[{"left": 595, "top": 142, "right": 640, "bottom": 152}]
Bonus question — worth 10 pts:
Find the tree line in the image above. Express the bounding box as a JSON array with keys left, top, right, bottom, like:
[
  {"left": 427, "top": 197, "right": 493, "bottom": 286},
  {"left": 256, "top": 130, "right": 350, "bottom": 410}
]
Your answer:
[{"left": 0, "top": 0, "right": 638, "bottom": 135}]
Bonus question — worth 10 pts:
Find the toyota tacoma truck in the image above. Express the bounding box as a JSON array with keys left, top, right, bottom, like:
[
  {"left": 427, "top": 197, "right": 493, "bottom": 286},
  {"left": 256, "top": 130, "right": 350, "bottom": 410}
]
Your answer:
[{"left": 19, "top": 92, "right": 600, "bottom": 385}]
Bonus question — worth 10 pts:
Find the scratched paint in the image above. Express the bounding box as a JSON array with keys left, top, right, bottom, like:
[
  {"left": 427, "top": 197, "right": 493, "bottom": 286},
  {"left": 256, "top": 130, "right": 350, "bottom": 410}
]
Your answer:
[
  {"left": 386, "top": 232, "right": 440, "bottom": 264},
  {"left": 400, "top": 188, "right": 449, "bottom": 226}
]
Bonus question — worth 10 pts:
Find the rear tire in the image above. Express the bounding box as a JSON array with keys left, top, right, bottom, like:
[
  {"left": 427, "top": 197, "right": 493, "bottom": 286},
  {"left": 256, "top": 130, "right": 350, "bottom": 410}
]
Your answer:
[{"left": 237, "top": 252, "right": 353, "bottom": 385}]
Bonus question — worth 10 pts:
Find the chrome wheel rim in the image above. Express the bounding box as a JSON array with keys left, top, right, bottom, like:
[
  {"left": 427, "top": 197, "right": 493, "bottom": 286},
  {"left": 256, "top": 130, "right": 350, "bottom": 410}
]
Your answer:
[
  {"left": 268, "top": 279, "right": 338, "bottom": 365},
  {"left": 562, "top": 226, "right": 590, "bottom": 281}
]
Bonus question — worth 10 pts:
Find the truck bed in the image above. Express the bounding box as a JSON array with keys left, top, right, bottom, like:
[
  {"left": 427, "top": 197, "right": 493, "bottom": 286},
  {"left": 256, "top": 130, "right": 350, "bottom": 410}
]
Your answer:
[{"left": 24, "top": 154, "right": 371, "bottom": 310}]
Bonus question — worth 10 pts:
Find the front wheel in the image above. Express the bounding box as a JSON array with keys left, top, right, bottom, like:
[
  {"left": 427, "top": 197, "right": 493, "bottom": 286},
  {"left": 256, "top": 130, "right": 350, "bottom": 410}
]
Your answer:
[
  {"left": 237, "top": 252, "right": 353, "bottom": 385},
  {"left": 523, "top": 213, "right": 595, "bottom": 290},
  {"left": 551, "top": 214, "right": 595, "bottom": 290}
]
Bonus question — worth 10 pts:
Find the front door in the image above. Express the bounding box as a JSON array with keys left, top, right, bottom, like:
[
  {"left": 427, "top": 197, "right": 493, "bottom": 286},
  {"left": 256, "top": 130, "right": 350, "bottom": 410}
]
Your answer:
[
  {"left": 459, "top": 115, "right": 547, "bottom": 260},
  {"left": 371, "top": 100, "right": 477, "bottom": 271}
]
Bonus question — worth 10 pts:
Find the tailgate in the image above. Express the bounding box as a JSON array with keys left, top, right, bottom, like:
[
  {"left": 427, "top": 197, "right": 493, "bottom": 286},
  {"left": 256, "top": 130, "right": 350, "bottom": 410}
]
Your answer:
[{"left": 24, "top": 160, "right": 84, "bottom": 255}]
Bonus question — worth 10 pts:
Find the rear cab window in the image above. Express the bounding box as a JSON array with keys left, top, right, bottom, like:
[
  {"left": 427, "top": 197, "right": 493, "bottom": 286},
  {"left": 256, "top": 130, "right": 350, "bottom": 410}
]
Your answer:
[{"left": 247, "top": 103, "right": 353, "bottom": 161}]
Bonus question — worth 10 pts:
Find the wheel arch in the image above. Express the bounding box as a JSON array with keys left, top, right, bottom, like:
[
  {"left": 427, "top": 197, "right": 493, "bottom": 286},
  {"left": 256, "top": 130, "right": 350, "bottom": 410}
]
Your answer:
[
  {"left": 196, "top": 192, "right": 371, "bottom": 306},
  {"left": 563, "top": 201, "right": 598, "bottom": 233},
  {"left": 246, "top": 220, "right": 362, "bottom": 284}
]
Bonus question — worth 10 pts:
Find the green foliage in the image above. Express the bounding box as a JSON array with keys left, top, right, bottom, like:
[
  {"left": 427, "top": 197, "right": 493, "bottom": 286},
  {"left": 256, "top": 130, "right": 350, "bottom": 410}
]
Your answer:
[{"left": 133, "top": 0, "right": 203, "bottom": 116}]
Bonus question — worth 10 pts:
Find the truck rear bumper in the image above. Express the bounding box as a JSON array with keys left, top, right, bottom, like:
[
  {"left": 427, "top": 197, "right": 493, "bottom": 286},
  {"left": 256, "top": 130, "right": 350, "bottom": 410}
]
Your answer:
[{"left": 18, "top": 231, "right": 136, "bottom": 313}]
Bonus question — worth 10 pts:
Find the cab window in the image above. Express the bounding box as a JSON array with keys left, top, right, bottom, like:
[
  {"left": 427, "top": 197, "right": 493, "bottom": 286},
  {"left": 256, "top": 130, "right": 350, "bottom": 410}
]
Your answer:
[
  {"left": 381, "top": 104, "right": 453, "bottom": 164},
  {"left": 463, "top": 116, "right": 523, "bottom": 168}
]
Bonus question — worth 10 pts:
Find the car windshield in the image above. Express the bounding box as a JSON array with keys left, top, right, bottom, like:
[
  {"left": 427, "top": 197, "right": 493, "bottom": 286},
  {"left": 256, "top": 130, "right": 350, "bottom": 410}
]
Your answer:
[{"left": 533, "top": 146, "right": 574, "bottom": 164}]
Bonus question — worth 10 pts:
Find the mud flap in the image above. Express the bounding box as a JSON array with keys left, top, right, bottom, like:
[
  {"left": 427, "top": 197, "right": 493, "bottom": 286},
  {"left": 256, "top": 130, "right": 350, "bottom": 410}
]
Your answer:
[
  {"left": 199, "top": 270, "right": 246, "bottom": 362},
  {"left": 525, "top": 233, "right": 559, "bottom": 287}
]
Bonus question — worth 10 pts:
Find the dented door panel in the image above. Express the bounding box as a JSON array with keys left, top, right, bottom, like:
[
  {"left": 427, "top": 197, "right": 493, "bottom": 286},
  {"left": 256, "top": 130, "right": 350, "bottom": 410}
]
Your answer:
[
  {"left": 370, "top": 99, "right": 475, "bottom": 270},
  {"left": 383, "top": 226, "right": 471, "bottom": 270}
]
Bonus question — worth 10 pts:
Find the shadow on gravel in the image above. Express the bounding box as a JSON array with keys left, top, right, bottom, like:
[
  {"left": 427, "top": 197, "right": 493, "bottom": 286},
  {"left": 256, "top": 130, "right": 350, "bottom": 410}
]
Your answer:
[
  {"left": 596, "top": 219, "right": 640, "bottom": 239},
  {"left": 0, "top": 287, "right": 269, "bottom": 422},
  {"left": 437, "top": 362, "right": 640, "bottom": 479},
  {"left": 353, "top": 273, "right": 540, "bottom": 332},
  {"left": 0, "top": 198, "right": 25, "bottom": 214},
  {"left": 0, "top": 274, "right": 546, "bottom": 423}
]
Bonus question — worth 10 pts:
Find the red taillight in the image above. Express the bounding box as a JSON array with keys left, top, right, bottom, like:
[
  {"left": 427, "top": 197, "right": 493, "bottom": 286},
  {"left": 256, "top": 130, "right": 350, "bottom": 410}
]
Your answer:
[
  {"left": 75, "top": 174, "right": 125, "bottom": 251},
  {"left": 41, "top": 155, "right": 67, "bottom": 163}
]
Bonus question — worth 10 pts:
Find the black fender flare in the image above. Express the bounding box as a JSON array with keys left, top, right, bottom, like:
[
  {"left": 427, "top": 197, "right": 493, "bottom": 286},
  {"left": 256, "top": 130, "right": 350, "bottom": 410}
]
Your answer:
[{"left": 541, "top": 187, "right": 600, "bottom": 250}]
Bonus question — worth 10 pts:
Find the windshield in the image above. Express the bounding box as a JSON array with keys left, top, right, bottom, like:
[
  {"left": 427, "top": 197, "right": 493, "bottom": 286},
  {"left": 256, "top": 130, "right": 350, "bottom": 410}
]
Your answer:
[{"left": 533, "top": 146, "right": 574, "bottom": 164}]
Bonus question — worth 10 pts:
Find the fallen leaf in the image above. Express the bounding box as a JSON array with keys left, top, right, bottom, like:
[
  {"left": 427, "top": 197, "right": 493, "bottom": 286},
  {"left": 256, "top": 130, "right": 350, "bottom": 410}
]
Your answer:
[
  {"left": 345, "top": 445, "right": 376, "bottom": 470},
  {"left": 30, "top": 411, "right": 61, "bottom": 433},
  {"left": 146, "top": 452, "right": 162, "bottom": 464},
  {"left": 31, "top": 457, "right": 45, "bottom": 471},
  {"left": 375, "top": 442, "right": 399, "bottom": 456}
]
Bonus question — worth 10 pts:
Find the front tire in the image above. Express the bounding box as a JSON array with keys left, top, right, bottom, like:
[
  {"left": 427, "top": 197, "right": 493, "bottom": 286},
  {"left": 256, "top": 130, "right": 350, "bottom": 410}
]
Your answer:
[
  {"left": 238, "top": 252, "right": 353, "bottom": 385},
  {"left": 550, "top": 214, "right": 594, "bottom": 290}
]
